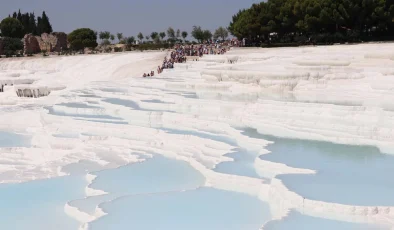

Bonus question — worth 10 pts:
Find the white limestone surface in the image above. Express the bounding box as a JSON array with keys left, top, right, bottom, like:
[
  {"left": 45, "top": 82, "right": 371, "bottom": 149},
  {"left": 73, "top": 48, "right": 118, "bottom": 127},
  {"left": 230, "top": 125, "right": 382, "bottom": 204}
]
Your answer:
[{"left": 0, "top": 45, "right": 393, "bottom": 230}]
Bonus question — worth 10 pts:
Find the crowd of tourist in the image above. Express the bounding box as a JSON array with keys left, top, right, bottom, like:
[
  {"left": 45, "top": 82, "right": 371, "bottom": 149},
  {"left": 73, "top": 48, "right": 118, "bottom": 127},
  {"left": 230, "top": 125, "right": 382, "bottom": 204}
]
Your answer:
[
  {"left": 143, "top": 40, "right": 236, "bottom": 77},
  {"left": 142, "top": 71, "right": 155, "bottom": 77},
  {"left": 157, "top": 47, "right": 187, "bottom": 74}
]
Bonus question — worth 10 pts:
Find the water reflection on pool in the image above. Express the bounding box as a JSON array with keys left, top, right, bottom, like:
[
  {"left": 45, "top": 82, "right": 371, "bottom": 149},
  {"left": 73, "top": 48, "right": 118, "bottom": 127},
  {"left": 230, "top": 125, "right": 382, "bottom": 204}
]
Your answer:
[
  {"left": 264, "top": 210, "right": 388, "bottom": 230},
  {"left": 214, "top": 148, "right": 261, "bottom": 178},
  {"left": 162, "top": 128, "right": 261, "bottom": 178},
  {"left": 0, "top": 175, "right": 87, "bottom": 230},
  {"left": 0, "top": 131, "right": 31, "bottom": 147},
  {"left": 90, "top": 155, "right": 205, "bottom": 196},
  {"left": 90, "top": 187, "right": 271, "bottom": 230},
  {"left": 242, "top": 128, "right": 394, "bottom": 206}
]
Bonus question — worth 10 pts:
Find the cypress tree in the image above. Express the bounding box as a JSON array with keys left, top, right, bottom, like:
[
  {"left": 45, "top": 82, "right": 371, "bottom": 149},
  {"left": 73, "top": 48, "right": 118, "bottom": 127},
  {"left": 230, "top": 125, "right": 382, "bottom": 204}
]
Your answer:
[
  {"left": 37, "top": 16, "right": 42, "bottom": 35},
  {"left": 22, "top": 13, "right": 30, "bottom": 34},
  {"left": 29, "top": 13, "right": 37, "bottom": 35},
  {"left": 5, "top": 10, "right": 54, "bottom": 36},
  {"left": 41, "top": 11, "right": 52, "bottom": 33},
  {"left": 17, "top": 9, "right": 22, "bottom": 22}
]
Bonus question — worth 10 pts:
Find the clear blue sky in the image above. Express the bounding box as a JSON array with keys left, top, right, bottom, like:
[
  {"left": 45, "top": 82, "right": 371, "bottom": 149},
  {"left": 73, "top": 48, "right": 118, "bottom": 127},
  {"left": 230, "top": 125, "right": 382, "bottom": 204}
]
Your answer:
[{"left": 1, "top": 0, "right": 260, "bottom": 38}]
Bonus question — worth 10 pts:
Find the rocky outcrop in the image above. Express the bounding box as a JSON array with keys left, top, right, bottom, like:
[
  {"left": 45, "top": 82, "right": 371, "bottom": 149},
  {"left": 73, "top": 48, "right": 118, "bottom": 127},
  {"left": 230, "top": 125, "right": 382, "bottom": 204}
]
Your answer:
[
  {"left": 0, "top": 38, "right": 4, "bottom": 55},
  {"left": 23, "top": 34, "right": 41, "bottom": 54},
  {"left": 36, "top": 32, "right": 67, "bottom": 52}
]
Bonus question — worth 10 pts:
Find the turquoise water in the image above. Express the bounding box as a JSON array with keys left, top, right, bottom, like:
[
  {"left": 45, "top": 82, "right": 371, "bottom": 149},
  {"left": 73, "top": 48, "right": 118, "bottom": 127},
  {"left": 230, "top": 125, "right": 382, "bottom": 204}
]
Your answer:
[
  {"left": 57, "top": 102, "right": 100, "bottom": 109},
  {"left": 90, "top": 187, "right": 271, "bottom": 230},
  {"left": 74, "top": 118, "right": 129, "bottom": 125},
  {"left": 0, "top": 175, "right": 87, "bottom": 230},
  {"left": 52, "top": 133, "right": 80, "bottom": 139},
  {"left": 69, "top": 155, "right": 206, "bottom": 221},
  {"left": 46, "top": 106, "right": 123, "bottom": 120},
  {"left": 162, "top": 128, "right": 261, "bottom": 178},
  {"left": 103, "top": 98, "right": 173, "bottom": 113},
  {"left": 141, "top": 99, "right": 174, "bottom": 104},
  {"left": 264, "top": 210, "right": 388, "bottom": 230},
  {"left": 102, "top": 98, "right": 140, "bottom": 109},
  {"left": 69, "top": 194, "right": 118, "bottom": 216},
  {"left": 99, "top": 88, "right": 128, "bottom": 93},
  {"left": 214, "top": 148, "right": 261, "bottom": 178},
  {"left": 182, "top": 93, "right": 198, "bottom": 98},
  {"left": 90, "top": 155, "right": 205, "bottom": 196},
  {"left": 242, "top": 128, "right": 394, "bottom": 206},
  {"left": 0, "top": 131, "right": 31, "bottom": 147},
  {"left": 79, "top": 94, "right": 101, "bottom": 98},
  {"left": 61, "top": 159, "right": 104, "bottom": 175}
]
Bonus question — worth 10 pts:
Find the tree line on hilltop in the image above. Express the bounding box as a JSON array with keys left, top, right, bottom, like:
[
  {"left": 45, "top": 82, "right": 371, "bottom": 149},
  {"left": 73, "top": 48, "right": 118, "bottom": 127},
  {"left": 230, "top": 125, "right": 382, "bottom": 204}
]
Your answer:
[
  {"left": 68, "top": 26, "right": 229, "bottom": 52},
  {"left": 1, "top": 10, "right": 53, "bottom": 38},
  {"left": 228, "top": 0, "right": 394, "bottom": 46},
  {"left": 1, "top": 8, "right": 229, "bottom": 57},
  {"left": 0, "top": 10, "right": 53, "bottom": 57}
]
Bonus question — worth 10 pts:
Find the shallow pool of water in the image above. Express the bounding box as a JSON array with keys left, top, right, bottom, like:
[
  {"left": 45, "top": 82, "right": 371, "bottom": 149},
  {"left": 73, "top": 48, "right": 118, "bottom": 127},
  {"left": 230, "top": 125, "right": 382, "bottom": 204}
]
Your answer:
[
  {"left": 0, "top": 175, "right": 87, "bottom": 230},
  {"left": 52, "top": 133, "right": 80, "bottom": 139},
  {"left": 214, "top": 148, "right": 261, "bottom": 178},
  {"left": 141, "top": 99, "right": 174, "bottom": 104},
  {"left": 74, "top": 118, "right": 129, "bottom": 125},
  {"left": 103, "top": 98, "right": 174, "bottom": 113},
  {"left": 0, "top": 131, "right": 31, "bottom": 147},
  {"left": 163, "top": 128, "right": 262, "bottom": 179},
  {"left": 90, "top": 155, "right": 205, "bottom": 195},
  {"left": 69, "top": 193, "right": 118, "bottom": 216},
  {"left": 69, "top": 155, "right": 206, "bottom": 218},
  {"left": 163, "top": 129, "right": 259, "bottom": 176},
  {"left": 46, "top": 106, "right": 123, "bottom": 120},
  {"left": 102, "top": 98, "right": 140, "bottom": 109},
  {"left": 57, "top": 102, "right": 100, "bottom": 109},
  {"left": 242, "top": 128, "right": 394, "bottom": 206},
  {"left": 264, "top": 210, "right": 388, "bottom": 230},
  {"left": 99, "top": 88, "right": 128, "bottom": 93},
  {"left": 90, "top": 187, "right": 271, "bottom": 230}
]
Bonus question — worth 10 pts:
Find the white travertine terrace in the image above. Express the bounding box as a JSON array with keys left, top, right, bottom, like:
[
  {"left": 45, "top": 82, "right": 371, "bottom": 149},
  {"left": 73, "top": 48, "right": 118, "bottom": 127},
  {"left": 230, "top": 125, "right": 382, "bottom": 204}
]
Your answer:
[{"left": 0, "top": 44, "right": 394, "bottom": 229}]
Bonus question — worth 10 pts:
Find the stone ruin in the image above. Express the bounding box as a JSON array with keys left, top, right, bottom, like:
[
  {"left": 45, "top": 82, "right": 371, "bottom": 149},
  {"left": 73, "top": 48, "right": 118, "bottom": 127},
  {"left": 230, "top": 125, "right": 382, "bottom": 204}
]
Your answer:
[
  {"left": 22, "top": 32, "right": 68, "bottom": 54},
  {"left": 36, "top": 32, "right": 68, "bottom": 52},
  {"left": 23, "top": 34, "right": 41, "bottom": 54}
]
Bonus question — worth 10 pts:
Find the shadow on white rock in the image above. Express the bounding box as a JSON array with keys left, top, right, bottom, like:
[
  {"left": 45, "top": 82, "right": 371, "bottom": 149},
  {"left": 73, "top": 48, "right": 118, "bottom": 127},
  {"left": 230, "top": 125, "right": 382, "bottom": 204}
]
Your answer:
[{"left": 15, "top": 85, "right": 51, "bottom": 98}]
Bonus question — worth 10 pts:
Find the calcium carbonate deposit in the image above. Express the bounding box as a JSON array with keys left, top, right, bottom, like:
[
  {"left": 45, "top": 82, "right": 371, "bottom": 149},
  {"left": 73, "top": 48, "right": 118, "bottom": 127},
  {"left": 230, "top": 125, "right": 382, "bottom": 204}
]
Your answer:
[{"left": 0, "top": 44, "right": 393, "bottom": 230}]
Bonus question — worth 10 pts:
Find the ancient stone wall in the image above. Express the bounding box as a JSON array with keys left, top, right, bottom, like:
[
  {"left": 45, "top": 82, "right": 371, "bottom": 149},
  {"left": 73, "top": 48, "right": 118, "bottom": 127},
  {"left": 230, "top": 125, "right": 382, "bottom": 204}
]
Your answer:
[
  {"left": 35, "top": 32, "right": 68, "bottom": 52},
  {"left": 51, "top": 32, "right": 67, "bottom": 52},
  {"left": 23, "top": 34, "right": 41, "bottom": 54}
]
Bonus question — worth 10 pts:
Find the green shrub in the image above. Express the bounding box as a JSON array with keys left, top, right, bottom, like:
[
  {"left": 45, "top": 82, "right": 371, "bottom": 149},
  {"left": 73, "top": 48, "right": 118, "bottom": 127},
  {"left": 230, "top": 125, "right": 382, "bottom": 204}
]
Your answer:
[
  {"left": 0, "top": 18, "right": 24, "bottom": 38},
  {"left": 68, "top": 28, "right": 98, "bottom": 51},
  {"left": 105, "top": 47, "right": 112, "bottom": 53},
  {"left": 347, "top": 30, "right": 360, "bottom": 43},
  {"left": 2, "top": 37, "right": 23, "bottom": 56},
  {"left": 114, "top": 47, "right": 122, "bottom": 52}
]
